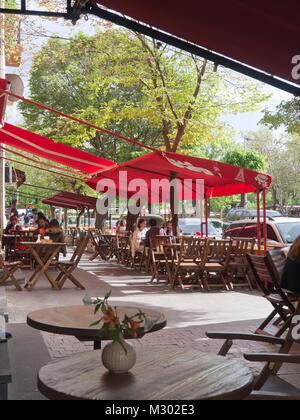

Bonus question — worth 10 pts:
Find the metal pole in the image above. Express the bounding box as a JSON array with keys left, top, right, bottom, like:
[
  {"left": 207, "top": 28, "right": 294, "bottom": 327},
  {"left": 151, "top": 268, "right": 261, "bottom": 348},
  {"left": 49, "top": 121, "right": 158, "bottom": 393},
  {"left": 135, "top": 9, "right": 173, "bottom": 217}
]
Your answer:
[
  {"left": 256, "top": 189, "right": 261, "bottom": 253},
  {"left": 0, "top": 2, "right": 5, "bottom": 235},
  {"left": 263, "top": 189, "right": 267, "bottom": 252}
]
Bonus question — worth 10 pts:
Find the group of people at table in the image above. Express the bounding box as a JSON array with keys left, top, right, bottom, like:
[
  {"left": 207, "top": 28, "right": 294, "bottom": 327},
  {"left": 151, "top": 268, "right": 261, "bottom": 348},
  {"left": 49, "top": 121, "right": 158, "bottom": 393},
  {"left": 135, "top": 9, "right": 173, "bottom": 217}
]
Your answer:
[{"left": 2, "top": 201, "right": 66, "bottom": 259}]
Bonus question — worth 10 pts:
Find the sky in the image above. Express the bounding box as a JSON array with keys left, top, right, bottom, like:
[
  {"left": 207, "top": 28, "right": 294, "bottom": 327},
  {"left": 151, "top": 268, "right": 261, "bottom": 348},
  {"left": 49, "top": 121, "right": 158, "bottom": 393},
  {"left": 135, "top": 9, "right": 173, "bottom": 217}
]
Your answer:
[{"left": 5, "top": 10, "right": 293, "bottom": 142}]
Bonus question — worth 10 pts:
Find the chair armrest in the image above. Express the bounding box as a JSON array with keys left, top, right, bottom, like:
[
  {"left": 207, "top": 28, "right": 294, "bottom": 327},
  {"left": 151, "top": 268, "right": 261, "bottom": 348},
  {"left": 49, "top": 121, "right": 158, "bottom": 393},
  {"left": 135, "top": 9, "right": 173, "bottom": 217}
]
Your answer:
[
  {"left": 246, "top": 391, "right": 300, "bottom": 400},
  {"left": 244, "top": 353, "right": 300, "bottom": 364},
  {"left": 206, "top": 332, "right": 285, "bottom": 345}
]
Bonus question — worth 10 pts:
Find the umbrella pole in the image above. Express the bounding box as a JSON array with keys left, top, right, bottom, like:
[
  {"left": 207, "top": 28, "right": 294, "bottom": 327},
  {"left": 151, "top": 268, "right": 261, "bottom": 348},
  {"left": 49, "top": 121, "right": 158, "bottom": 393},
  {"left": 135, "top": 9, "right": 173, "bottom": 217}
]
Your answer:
[
  {"left": 170, "top": 171, "right": 179, "bottom": 236},
  {"left": 256, "top": 189, "right": 261, "bottom": 253},
  {"left": 263, "top": 189, "right": 267, "bottom": 252}
]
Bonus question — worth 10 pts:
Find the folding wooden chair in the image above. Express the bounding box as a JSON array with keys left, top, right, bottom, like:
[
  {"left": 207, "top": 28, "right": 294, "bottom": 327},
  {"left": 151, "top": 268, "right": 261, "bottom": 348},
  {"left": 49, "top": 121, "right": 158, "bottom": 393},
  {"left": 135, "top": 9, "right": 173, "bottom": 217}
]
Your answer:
[
  {"left": 202, "top": 239, "right": 232, "bottom": 291},
  {"left": 55, "top": 236, "right": 89, "bottom": 290},
  {"left": 0, "top": 254, "right": 23, "bottom": 291},
  {"left": 149, "top": 235, "right": 172, "bottom": 283},
  {"left": 207, "top": 296, "right": 300, "bottom": 399},
  {"left": 88, "top": 229, "right": 110, "bottom": 261},
  {"left": 116, "top": 234, "right": 131, "bottom": 265},
  {"left": 172, "top": 237, "right": 208, "bottom": 291},
  {"left": 246, "top": 252, "right": 297, "bottom": 337},
  {"left": 227, "top": 237, "right": 256, "bottom": 290}
]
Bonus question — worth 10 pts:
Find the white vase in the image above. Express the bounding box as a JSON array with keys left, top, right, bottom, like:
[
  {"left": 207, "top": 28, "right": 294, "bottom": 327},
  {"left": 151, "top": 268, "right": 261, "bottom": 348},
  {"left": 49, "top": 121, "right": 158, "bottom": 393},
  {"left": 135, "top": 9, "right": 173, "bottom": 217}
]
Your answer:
[{"left": 101, "top": 335, "right": 136, "bottom": 373}]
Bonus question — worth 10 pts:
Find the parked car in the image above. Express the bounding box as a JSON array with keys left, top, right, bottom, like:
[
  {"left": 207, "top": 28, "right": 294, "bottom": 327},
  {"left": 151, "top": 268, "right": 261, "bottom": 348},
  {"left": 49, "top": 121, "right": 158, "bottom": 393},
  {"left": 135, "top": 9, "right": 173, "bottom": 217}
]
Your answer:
[
  {"left": 179, "top": 218, "right": 222, "bottom": 239},
  {"left": 224, "top": 207, "right": 283, "bottom": 223},
  {"left": 224, "top": 217, "right": 300, "bottom": 245},
  {"left": 209, "top": 218, "right": 230, "bottom": 235}
]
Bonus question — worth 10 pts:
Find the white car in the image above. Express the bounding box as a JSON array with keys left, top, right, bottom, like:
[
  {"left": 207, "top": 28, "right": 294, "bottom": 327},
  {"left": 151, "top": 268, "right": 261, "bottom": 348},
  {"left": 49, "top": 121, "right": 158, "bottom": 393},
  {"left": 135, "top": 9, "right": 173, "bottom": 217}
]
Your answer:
[{"left": 179, "top": 218, "right": 222, "bottom": 239}]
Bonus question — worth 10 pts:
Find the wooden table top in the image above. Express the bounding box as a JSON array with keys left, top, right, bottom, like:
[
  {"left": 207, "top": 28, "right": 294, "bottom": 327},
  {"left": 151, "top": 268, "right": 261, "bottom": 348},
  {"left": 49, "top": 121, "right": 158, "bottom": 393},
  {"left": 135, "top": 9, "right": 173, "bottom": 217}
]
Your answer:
[
  {"left": 27, "top": 305, "right": 167, "bottom": 340},
  {"left": 38, "top": 347, "right": 254, "bottom": 401},
  {"left": 20, "top": 242, "right": 66, "bottom": 247}
]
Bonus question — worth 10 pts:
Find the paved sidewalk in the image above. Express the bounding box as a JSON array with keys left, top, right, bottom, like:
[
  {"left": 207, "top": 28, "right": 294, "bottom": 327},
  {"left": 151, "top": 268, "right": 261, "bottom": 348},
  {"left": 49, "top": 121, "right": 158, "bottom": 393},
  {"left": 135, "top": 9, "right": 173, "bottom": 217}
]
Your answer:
[{"left": 4, "top": 249, "right": 300, "bottom": 396}]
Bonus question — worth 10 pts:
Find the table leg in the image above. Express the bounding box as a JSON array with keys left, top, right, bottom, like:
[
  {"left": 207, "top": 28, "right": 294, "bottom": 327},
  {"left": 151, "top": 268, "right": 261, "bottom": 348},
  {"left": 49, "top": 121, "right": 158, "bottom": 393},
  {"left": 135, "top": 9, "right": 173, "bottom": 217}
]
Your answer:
[
  {"left": 94, "top": 340, "right": 101, "bottom": 350},
  {"left": 27, "top": 246, "right": 61, "bottom": 291}
]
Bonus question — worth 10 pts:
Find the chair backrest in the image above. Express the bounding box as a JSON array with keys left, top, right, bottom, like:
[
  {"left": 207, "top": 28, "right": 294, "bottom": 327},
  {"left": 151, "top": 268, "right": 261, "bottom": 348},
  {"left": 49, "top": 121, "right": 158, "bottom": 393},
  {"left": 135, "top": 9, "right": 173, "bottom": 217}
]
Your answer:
[
  {"left": 206, "top": 239, "right": 232, "bottom": 262},
  {"left": 246, "top": 252, "right": 295, "bottom": 314},
  {"left": 182, "top": 237, "right": 207, "bottom": 259},
  {"left": 267, "top": 249, "right": 287, "bottom": 277},
  {"left": 150, "top": 236, "right": 171, "bottom": 253},
  {"left": 0, "top": 254, "right": 4, "bottom": 268},
  {"left": 231, "top": 237, "right": 256, "bottom": 256},
  {"left": 70, "top": 235, "right": 89, "bottom": 264}
]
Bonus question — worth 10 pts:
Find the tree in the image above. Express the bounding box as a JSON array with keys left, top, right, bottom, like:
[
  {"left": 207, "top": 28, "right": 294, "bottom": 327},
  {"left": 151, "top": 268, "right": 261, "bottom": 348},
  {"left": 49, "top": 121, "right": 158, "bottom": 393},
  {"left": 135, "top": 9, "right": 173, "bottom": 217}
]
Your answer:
[
  {"left": 243, "top": 127, "right": 300, "bottom": 213},
  {"left": 18, "top": 28, "right": 270, "bottom": 229},
  {"left": 260, "top": 97, "right": 300, "bottom": 135},
  {"left": 222, "top": 147, "right": 267, "bottom": 207}
]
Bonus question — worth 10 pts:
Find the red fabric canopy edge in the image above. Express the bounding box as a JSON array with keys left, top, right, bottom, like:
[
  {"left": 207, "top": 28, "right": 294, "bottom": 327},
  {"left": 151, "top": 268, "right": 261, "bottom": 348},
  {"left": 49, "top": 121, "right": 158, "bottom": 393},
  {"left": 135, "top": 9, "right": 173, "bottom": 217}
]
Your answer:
[
  {"left": 0, "top": 123, "right": 115, "bottom": 175},
  {"left": 42, "top": 191, "right": 97, "bottom": 209},
  {"left": 86, "top": 151, "right": 272, "bottom": 202},
  {"left": 95, "top": 0, "right": 300, "bottom": 86}
]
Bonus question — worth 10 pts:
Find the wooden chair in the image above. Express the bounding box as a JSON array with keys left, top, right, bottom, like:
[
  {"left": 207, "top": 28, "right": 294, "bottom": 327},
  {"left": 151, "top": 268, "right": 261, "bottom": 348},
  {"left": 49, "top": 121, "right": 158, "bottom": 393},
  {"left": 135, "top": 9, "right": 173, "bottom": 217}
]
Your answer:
[
  {"left": 246, "top": 252, "right": 297, "bottom": 337},
  {"left": 0, "top": 254, "right": 23, "bottom": 291},
  {"left": 206, "top": 297, "right": 300, "bottom": 399},
  {"left": 149, "top": 235, "right": 172, "bottom": 283},
  {"left": 116, "top": 234, "right": 131, "bottom": 265},
  {"left": 55, "top": 236, "right": 89, "bottom": 290},
  {"left": 172, "top": 237, "right": 207, "bottom": 291},
  {"left": 88, "top": 229, "right": 110, "bottom": 261},
  {"left": 202, "top": 239, "right": 232, "bottom": 291},
  {"left": 227, "top": 237, "right": 256, "bottom": 290}
]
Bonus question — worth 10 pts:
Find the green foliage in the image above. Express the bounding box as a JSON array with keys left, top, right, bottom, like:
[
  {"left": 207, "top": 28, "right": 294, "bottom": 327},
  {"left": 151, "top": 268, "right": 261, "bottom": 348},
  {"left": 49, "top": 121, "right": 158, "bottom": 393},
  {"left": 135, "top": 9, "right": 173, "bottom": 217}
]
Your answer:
[
  {"left": 260, "top": 97, "right": 300, "bottom": 135},
  {"left": 222, "top": 147, "right": 267, "bottom": 172},
  {"left": 18, "top": 28, "right": 270, "bottom": 164}
]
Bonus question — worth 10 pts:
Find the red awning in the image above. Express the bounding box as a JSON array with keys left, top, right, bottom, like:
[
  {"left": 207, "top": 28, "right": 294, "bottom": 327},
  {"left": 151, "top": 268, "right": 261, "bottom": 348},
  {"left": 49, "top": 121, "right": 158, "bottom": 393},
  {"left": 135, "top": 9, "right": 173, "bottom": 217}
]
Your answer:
[
  {"left": 0, "top": 123, "right": 115, "bottom": 175},
  {"left": 42, "top": 191, "right": 97, "bottom": 210},
  {"left": 95, "top": 0, "right": 300, "bottom": 88},
  {"left": 86, "top": 151, "right": 272, "bottom": 202}
]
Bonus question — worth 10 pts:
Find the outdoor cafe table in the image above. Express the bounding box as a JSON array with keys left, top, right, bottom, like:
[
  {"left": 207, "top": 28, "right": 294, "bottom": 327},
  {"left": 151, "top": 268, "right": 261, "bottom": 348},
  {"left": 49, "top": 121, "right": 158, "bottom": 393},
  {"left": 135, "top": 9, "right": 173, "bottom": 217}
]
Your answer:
[
  {"left": 27, "top": 305, "right": 167, "bottom": 349},
  {"left": 21, "top": 242, "right": 65, "bottom": 291},
  {"left": 37, "top": 347, "right": 254, "bottom": 400}
]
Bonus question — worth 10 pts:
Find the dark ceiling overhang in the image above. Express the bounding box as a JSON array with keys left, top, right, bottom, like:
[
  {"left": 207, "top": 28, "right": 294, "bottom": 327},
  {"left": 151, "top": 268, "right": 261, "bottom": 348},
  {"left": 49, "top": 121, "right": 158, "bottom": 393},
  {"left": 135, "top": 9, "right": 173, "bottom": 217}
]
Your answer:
[{"left": 1, "top": 0, "right": 299, "bottom": 96}]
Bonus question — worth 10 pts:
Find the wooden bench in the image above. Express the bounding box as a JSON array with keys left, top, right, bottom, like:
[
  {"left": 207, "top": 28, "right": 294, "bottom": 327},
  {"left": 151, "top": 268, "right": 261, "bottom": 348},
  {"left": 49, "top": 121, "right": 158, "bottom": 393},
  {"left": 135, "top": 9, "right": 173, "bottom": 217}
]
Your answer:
[{"left": 0, "top": 315, "right": 12, "bottom": 400}]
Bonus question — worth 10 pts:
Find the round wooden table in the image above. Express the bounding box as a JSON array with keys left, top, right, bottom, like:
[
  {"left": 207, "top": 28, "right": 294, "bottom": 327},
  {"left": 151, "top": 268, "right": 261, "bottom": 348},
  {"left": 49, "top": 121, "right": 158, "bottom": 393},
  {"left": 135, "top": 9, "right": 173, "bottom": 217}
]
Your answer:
[
  {"left": 27, "top": 305, "right": 167, "bottom": 349},
  {"left": 37, "top": 347, "right": 254, "bottom": 400}
]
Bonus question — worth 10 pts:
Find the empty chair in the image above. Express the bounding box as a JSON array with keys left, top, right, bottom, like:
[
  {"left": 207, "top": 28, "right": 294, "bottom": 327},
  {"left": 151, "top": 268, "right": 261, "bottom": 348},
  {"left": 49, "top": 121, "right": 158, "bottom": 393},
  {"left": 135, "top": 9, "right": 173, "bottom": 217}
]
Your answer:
[
  {"left": 246, "top": 252, "right": 297, "bottom": 337},
  {"left": 0, "top": 254, "right": 23, "bottom": 291},
  {"left": 227, "top": 237, "right": 256, "bottom": 290},
  {"left": 202, "top": 239, "right": 232, "bottom": 291},
  {"left": 55, "top": 235, "right": 89, "bottom": 290}
]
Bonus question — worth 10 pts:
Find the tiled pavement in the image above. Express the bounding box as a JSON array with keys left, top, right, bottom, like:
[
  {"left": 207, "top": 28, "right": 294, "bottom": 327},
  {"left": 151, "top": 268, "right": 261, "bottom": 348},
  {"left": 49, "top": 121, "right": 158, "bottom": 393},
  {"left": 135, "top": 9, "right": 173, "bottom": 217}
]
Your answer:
[{"left": 4, "top": 248, "right": 300, "bottom": 397}]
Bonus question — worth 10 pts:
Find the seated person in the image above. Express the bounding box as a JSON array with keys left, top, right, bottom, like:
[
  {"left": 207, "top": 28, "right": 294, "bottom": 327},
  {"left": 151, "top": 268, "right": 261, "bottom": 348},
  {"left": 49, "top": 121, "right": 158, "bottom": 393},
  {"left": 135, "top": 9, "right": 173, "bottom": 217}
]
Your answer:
[
  {"left": 145, "top": 218, "right": 164, "bottom": 247},
  {"left": 131, "top": 219, "right": 147, "bottom": 258},
  {"left": 45, "top": 219, "right": 67, "bottom": 257},
  {"left": 2, "top": 215, "right": 18, "bottom": 250},
  {"left": 36, "top": 217, "right": 49, "bottom": 233},
  {"left": 281, "top": 234, "right": 300, "bottom": 296},
  {"left": 4, "top": 215, "right": 18, "bottom": 234}
]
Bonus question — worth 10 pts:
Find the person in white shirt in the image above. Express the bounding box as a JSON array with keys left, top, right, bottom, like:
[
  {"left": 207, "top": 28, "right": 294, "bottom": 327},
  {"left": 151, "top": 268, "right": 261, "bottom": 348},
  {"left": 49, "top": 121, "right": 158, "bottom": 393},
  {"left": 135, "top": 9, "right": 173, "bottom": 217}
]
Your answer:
[{"left": 131, "top": 219, "right": 147, "bottom": 258}]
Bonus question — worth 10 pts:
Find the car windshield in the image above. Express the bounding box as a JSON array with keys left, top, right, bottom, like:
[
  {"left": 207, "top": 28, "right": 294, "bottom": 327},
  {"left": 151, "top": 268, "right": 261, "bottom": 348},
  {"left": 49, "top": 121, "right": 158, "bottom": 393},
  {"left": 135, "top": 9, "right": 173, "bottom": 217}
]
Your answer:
[
  {"left": 275, "top": 222, "right": 300, "bottom": 244},
  {"left": 179, "top": 222, "right": 218, "bottom": 236}
]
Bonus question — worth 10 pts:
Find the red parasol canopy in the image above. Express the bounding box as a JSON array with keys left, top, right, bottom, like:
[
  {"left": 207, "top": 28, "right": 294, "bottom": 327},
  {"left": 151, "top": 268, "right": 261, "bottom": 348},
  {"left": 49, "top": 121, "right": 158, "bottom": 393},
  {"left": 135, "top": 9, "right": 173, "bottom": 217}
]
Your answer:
[
  {"left": 42, "top": 191, "right": 97, "bottom": 210},
  {"left": 0, "top": 123, "right": 115, "bottom": 175},
  {"left": 86, "top": 151, "right": 272, "bottom": 202}
]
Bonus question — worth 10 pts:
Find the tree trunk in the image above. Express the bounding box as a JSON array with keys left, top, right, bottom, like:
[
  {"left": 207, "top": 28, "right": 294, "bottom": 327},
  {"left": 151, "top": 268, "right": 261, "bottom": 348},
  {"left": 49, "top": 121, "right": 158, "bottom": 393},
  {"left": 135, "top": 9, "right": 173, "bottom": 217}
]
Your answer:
[
  {"left": 77, "top": 208, "right": 85, "bottom": 228},
  {"left": 170, "top": 171, "right": 179, "bottom": 236}
]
